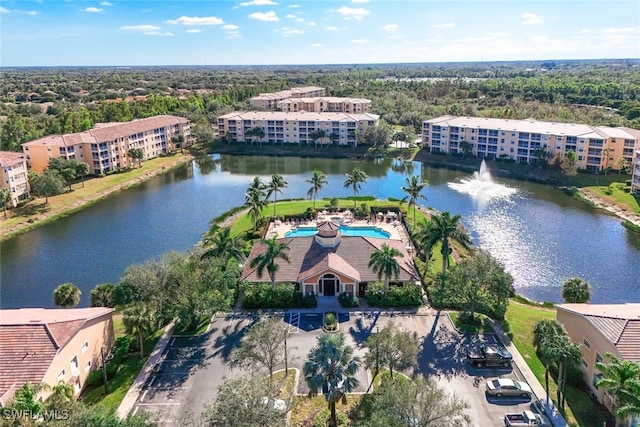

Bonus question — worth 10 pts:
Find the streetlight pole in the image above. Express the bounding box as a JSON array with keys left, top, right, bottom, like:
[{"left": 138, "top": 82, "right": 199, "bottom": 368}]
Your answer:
[
  {"left": 375, "top": 326, "right": 380, "bottom": 379},
  {"left": 284, "top": 328, "right": 288, "bottom": 377}
]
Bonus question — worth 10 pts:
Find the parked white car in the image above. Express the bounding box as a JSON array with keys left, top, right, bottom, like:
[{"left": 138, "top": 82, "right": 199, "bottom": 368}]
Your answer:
[{"left": 485, "top": 378, "right": 532, "bottom": 398}]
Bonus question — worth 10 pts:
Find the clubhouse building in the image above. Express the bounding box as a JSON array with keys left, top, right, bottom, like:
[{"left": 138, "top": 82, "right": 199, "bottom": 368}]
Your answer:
[
  {"left": 240, "top": 218, "right": 418, "bottom": 297},
  {"left": 422, "top": 115, "right": 640, "bottom": 172}
]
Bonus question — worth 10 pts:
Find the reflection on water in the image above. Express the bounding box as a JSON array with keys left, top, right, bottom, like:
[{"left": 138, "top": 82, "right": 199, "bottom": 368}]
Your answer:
[{"left": 0, "top": 154, "right": 639, "bottom": 308}]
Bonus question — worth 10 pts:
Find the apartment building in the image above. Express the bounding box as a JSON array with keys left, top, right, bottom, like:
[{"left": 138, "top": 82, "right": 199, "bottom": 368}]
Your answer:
[
  {"left": 0, "top": 307, "right": 115, "bottom": 406},
  {"left": 277, "top": 97, "right": 371, "bottom": 114},
  {"left": 22, "top": 115, "right": 191, "bottom": 175},
  {"left": 632, "top": 149, "right": 640, "bottom": 193},
  {"left": 556, "top": 303, "right": 640, "bottom": 423},
  {"left": 422, "top": 116, "right": 640, "bottom": 172},
  {"left": 217, "top": 111, "right": 379, "bottom": 146},
  {"left": 0, "top": 151, "right": 30, "bottom": 207},
  {"left": 249, "top": 86, "right": 326, "bottom": 109}
]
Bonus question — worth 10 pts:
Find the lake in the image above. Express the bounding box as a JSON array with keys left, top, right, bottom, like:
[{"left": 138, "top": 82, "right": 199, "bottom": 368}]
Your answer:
[{"left": 1, "top": 154, "right": 638, "bottom": 308}]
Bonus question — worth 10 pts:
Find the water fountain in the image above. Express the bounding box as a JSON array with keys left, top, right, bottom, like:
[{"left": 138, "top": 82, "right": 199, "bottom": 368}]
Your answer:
[{"left": 448, "top": 160, "right": 517, "bottom": 200}]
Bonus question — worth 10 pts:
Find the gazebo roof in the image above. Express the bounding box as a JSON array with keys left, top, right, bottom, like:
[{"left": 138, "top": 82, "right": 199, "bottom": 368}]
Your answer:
[{"left": 316, "top": 221, "right": 340, "bottom": 237}]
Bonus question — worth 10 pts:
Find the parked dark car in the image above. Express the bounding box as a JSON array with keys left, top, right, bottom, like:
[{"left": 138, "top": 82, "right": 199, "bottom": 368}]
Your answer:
[{"left": 467, "top": 344, "right": 512, "bottom": 367}]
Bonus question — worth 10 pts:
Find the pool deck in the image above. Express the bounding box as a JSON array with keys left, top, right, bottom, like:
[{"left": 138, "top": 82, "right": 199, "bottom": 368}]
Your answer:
[{"left": 266, "top": 211, "right": 411, "bottom": 243}]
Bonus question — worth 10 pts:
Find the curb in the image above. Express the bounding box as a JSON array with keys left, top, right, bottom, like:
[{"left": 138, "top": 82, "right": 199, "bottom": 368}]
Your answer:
[{"left": 116, "top": 321, "right": 175, "bottom": 419}]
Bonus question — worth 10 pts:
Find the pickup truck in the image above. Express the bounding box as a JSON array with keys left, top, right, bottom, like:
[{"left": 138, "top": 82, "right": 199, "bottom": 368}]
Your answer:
[
  {"left": 504, "top": 410, "right": 551, "bottom": 426},
  {"left": 467, "top": 344, "right": 513, "bottom": 367}
]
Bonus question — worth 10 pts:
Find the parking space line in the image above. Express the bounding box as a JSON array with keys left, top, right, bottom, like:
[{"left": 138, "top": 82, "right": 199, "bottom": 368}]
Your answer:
[
  {"left": 288, "top": 312, "right": 300, "bottom": 334},
  {"left": 140, "top": 390, "right": 148, "bottom": 402},
  {"left": 136, "top": 403, "right": 182, "bottom": 406},
  {"left": 132, "top": 407, "right": 139, "bottom": 417},
  {"left": 148, "top": 376, "right": 156, "bottom": 387},
  {"left": 169, "top": 338, "right": 175, "bottom": 347}
]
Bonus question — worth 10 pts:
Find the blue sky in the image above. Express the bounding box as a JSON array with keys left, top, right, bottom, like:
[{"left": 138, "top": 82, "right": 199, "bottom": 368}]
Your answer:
[{"left": 1, "top": 0, "right": 638, "bottom": 66}]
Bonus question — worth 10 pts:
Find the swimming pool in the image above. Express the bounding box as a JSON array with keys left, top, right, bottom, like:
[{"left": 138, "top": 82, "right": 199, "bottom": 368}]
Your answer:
[{"left": 285, "top": 225, "right": 391, "bottom": 239}]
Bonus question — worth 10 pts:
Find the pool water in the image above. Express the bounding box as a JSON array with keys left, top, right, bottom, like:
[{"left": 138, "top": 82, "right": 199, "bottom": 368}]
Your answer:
[{"left": 285, "top": 225, "right": 391, "bottom": 239}]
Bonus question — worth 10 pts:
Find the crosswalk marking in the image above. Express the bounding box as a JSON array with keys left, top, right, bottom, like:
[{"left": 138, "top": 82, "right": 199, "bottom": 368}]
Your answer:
[{"left": 288, "top": 312, "right": 300, "bottom": 334}]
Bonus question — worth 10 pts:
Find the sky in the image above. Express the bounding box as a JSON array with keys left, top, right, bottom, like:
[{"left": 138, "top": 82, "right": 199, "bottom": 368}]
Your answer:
[{"left": 1, "top": 0, "right": 639, "bottom": 67}]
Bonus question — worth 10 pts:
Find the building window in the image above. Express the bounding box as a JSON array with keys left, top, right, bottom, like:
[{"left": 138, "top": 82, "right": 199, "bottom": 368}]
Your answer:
[
  {"left": 581, "top": 358, "right": 588, "bottom": 368},
  {"left": 593, "top": 373, "right": 604, "bottom": 390},
  {"left": 84, "top": 361, "right": 91, "bottom": 372},
  {"left": 81, "top": 342, "right": 89, "bottom": 353},
  {"left": 583, "top": 338, "right": 591, "bottom": 349},
  {"left": 595, "top": 352, "right": 603, "bottom": 364},
  {"left": 71, "top": 356, "right": 79, "bottom": 376},
  {"left": 57, "top": 370, "right": 65, "bottom": 382}
]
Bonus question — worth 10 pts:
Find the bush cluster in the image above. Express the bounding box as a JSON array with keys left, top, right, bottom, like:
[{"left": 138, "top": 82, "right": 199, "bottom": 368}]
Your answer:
[
  {"left": 242, "top": 283, "right": 317, "bottom": 309},
  {"left": 366, "top": 282, "right": 422, "bottom": 308},
  {"left": 86, "top": 336, "right": 132, "bottom": 387},
  {"left": 323, "top": 312, "right": 338, "bottom": 331},
  {"left": 337, "top": 292, "right": 359, "bottom": 308}
]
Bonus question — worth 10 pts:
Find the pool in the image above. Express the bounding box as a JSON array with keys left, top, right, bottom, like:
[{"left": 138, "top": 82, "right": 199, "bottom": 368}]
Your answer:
[{"left": 285, "top": 225, "right": 391, "bottom": 239}]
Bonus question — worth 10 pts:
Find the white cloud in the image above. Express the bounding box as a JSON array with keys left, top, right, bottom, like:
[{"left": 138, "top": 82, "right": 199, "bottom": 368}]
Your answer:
[
  {"left": 145, "top": 31, "right": 174, "bottom": 37},
  {"left": 0, "top": 6, "right": 10, "bottom": 14},
  {"left": 289, "top": 4, "right": 300, "bottom": 8},
  {"left": 249, "top": 11, "right": 279, "bottom": 21},
  {"left": 521, "top": 12, "right": 543, "bottom": 25},
  {"left": 283, "top": 29, "right": 304, "bottom": 36},
  {"left": 84, "top": 7, "right": 104, "bottom": 13},
  {"left": 351, "top": 38, "right": 367, "bottom": 43},
  {"left": 325, "top": 26, "right": 339, "bottom": 31},
  {"left": 120, "top": 24, "right": 161, "bottom": 32},
  {"left": 100, "top": 1, "right": 112, "bottom": 6},
  {"left": 387, "top": 34, "right": 404, "bottom": 40},
  {"left": 308, "top": 21, "right": 316, "bottom": 26},
  {"left": 186, "top": 29, "right": 201, "bottom": 33},
  {"left": 286, "top": 14, "right": 295, "bottom": 18},
  {"left": 603, "top": 27, "right": 637, "bottom": 33},
  {"left": 337, "top": 6, "right": 369, "bottom": 20},
  {"left": 223, "top": 24, "right": 239, "bottom": 30},
  {"left": 166, "top": 16, "right": 224, "bottom": 26},
  {"left": 311, "top": 43, "right": 323, "bottom": 47},
  {"left": 239, "top": 0, "right": 277, "bottom": 5},
  {"left": 381, "top": 24, "right": 398, "bottom": 31},
  {"left": 352, "top": 0, "right": 370, "bottom": 3},
  {"left": 27, "top": 11, "right": 37, "bottom": 16},
  {"left": 432, "top": 22, "right": 454, "bottom": 28}
]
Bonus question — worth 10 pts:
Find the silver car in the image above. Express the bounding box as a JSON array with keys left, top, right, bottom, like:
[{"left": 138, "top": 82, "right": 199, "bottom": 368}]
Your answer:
[{"left": 486, "top": 378, "right": 532, "bottom": 398}]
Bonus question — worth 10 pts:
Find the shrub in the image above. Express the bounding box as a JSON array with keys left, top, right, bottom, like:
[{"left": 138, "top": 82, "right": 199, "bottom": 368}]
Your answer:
[
  {"left": 324, "top": 312, "right": 338, "bottom": 331},
  {"left": 85, "top": 370, "right": 104, "bottom": 387},
  {"left": 329, "top": 197, "right": 339, "bottom": 208},
  {"left": 338, "top": 292, "right": 359, "bottom": 308},
  {"left": 366, "top": 282, "right": 422, "bottom": 308},
  {"left": 242, "top": 283, "right": 312, "bottom": 309}
]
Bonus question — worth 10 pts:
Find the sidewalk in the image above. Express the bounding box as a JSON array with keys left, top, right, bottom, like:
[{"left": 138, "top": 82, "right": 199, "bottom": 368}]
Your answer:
[{"left": 489, "top": 319, "right": 568, "bottom": 427}]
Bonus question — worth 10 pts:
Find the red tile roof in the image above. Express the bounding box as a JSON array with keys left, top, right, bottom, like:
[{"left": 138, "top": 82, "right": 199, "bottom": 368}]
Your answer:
[
  {"left": 0, "top": 151, "right": 26, "bottom": 166},
  {"left": 241, "top": 236, "right": 416, "bottom": 284}
]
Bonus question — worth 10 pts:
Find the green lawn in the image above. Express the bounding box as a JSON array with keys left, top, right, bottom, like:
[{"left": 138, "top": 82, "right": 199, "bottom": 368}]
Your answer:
[
  {"left": 81, "top": 329, "right": 163, "bottom": 411},
  {"left": 503, "top": 301, "right": 612, "bottom": 427},
  {"left": 584, "top": 184, "right": 640, "bottom": 215},
  {"left": 449, "top": 311, "right": 495, "bottom": 334}
]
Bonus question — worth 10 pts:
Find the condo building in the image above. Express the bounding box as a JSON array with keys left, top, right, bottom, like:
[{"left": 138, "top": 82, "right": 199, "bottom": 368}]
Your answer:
[
  {"left": 249, "top": 86, "right": 326, "bottom": 109},
  {"left": 22, "top": 115, "right": 191, "bottom": 175},
  {"left": 422, "top": 116, "right": 640, "bottom": 172},
  {"left": 217, "top": 111, "right": 380, "bottom": 146},
  {"left": 277, "top": 97, "right": 371, "bottom": 114},
  {"left": 0, "top": 151, "right": 30, "bottom": 207},
  {"left": 633, "top": 150, "right": 640, "bottom": 193}
]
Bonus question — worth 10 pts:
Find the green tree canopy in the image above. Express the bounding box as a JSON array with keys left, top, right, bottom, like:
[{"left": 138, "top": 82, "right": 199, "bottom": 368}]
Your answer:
[
  {"left": 561, "top": 277, "right": 591, "bottom": 303},
  {"left": 53, "top": 282, "right": 82, "bottom": 308}
]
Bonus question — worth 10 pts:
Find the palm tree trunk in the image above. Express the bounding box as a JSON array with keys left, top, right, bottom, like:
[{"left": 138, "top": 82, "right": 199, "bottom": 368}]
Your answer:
[
  {"left": 270, "top": 272, "right": 276, "bottom": 290},
  {"left": 273, "top": 194, "right": 277, "bottom": 217},
  {"left": 139, "top": 332, "right": 144, "bottom": 357},
  {"left": 329, "top": 401, "right": 337, "bottom": 427}
]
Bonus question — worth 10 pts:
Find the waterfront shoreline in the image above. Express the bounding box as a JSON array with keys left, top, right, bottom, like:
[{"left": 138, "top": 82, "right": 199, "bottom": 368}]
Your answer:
[{"left": 0, "top": 154, "right": 194, "bottom": 242}]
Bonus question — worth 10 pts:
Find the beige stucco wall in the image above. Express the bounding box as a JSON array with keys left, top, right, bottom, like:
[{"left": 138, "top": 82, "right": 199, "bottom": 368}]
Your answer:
[{"left": 40, "top": 313, "right": 114, "bottom": 399}]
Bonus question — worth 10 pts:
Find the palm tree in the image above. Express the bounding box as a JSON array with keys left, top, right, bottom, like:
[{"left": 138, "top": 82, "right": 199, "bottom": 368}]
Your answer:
[
  {"left": 368, "top": 244, "right": 403, "bottom": 292},
  {"left": 53, "top": 282, "right": 82, "bottom": 308},
  {"left": 343, "top": 167, "right": 368, "bottom": 209},
  {"left": 90, "top": 283, "right": 115, "bottom": 307},
  {"left": 0, "top": 187, "right": 11, "bottom": 218},
  {"left": 201, "top": 226, "right": 246, "bottom": 264},
  {"left": 266, "top": 174, "right": 288, "bottom": 218},
  {"left": 329, "top": 132, "right": 339, "bottom": 147},
  {"left": 128, "top": 148, "right": 144, "bottom": 168},
  {"left": 615, "top": 157, "right": 629, "bottom": 180},
  {"left": 249, "top": 236, "right": 291, "bottom": 290},
  {"left": 415, "top": 211, "right": 472, "bottom": 277},
  {"left": 123, "top": 304, "right": 153, "bottom": 357},
  {"left": 245, "top": 177, "right": 268, "bottom": 232},
  {"left": 304, "top": 333, "right": 361, "bottom": 427},
  {"left": 561, "top": 277, "right": 591, "bottom": 303},
  {"left": 401, "top": 175, "right": 429, "bottom": 226},
  {"left": 306, "top": 170, "right": 328, "bottom": 209},
  {"left": 539, "top": 331, "right": 581, "bottom": 410},
  {"left": 9, "top": 382, "right": 49, "bottom": 412},
  {"left": 46, "top": 381, "right": 75, "bottom": 410},
  {"left": 533, "top": 320, "right": 565, "bottom": 404},
  {"left": 596, "top": 353, "right": 640, "bottom": 426},
  {"left": 309, "top": 129, "right": 326, "bottom": 148}
]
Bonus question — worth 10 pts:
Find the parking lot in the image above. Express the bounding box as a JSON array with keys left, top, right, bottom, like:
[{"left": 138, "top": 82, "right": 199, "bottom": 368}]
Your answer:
[{"left": 133, "top": 310, "right": 541, "bottom": 426}]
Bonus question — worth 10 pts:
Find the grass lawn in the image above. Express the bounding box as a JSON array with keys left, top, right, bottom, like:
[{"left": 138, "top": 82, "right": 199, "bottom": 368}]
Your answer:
[
  {"left": 0, "top": 153, "right": 191, "bottom": 242},
  {"left": 584, "top": 184, "right": 640, "bottom": 215},
  {"left": 449, "top": 311, "right": 495, "bottom": 334},
  {"left": 291, "top": 394, "right": 365, "bottom": 427},
  {"left": 81, "top": 329, "right": 163, "bottom": 411},
  {"left": 503, "top": 301, "right": 612, "bottom": 427}
]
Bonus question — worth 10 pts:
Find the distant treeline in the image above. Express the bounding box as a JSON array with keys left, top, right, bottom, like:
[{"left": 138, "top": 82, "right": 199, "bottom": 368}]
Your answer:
[{"left": 1, "top": 60, "right": 639, "bottom": 152}]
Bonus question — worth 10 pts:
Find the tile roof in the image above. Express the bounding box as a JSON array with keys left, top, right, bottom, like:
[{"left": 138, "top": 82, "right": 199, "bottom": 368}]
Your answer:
[
  {"left": 0, "top": 151, "right": 26, "bottom": 166},
  {"left": 0, "top": 308, "right": 114, "bottom": 402},
  {"left": 217, "top": 111, "right": 380, "bottom": 122},
  {"left": 22, "top": 115, "right": 188, "bottom": 148},
  {"left": 556, "top": 304, "right": 640, "bottom": 362},
  {"left": 241, "top": 236, "right": 416, "bottom": 284}
]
